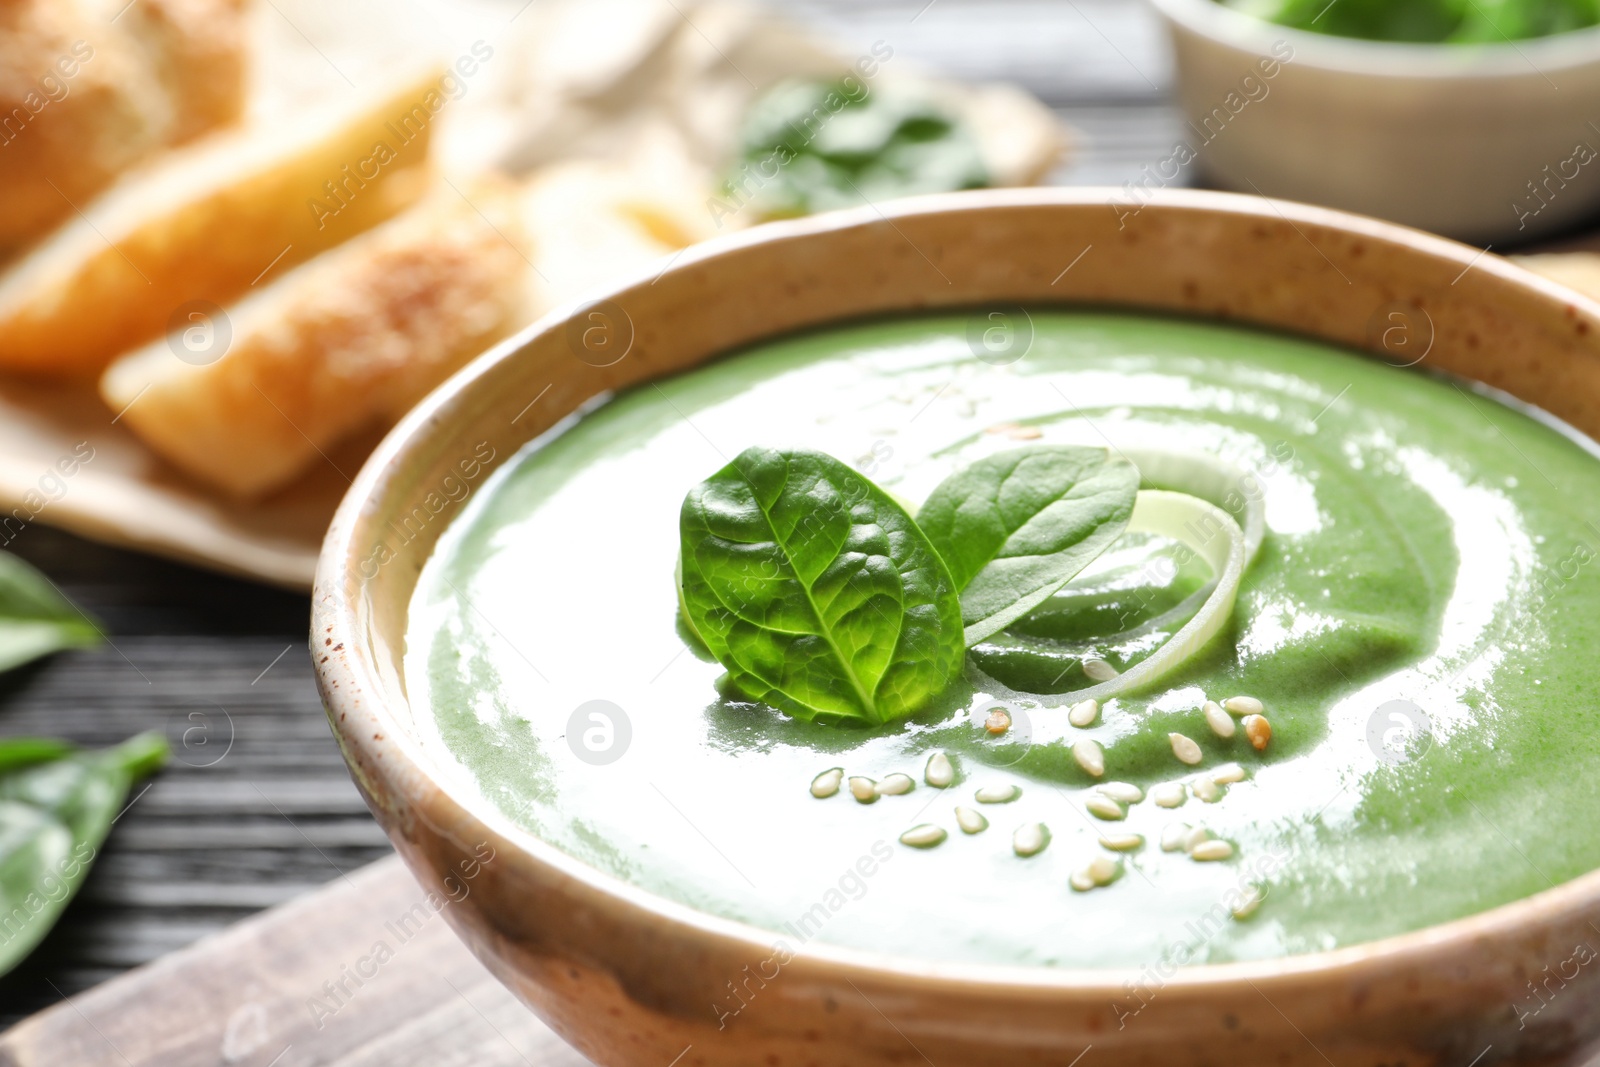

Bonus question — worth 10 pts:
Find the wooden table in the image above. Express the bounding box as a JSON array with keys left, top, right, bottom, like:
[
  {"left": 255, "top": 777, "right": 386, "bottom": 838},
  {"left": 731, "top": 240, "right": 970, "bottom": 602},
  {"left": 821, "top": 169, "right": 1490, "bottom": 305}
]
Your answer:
[{"left": 1, "top": 0, "right": 1590, "bottom": 1054}]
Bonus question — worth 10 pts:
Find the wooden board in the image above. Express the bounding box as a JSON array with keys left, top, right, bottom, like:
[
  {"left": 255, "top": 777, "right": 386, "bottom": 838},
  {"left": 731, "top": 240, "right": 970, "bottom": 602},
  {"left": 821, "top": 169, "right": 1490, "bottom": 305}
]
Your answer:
[{"left": 0, "top": 856, "right": 592, "bottom": 1067}]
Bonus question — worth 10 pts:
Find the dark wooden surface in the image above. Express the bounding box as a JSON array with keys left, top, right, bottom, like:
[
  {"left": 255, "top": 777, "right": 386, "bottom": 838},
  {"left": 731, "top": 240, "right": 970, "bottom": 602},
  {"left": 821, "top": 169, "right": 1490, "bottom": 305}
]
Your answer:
[{"left": 2, "top": 0, "right": 1579, "bottom": 1041}]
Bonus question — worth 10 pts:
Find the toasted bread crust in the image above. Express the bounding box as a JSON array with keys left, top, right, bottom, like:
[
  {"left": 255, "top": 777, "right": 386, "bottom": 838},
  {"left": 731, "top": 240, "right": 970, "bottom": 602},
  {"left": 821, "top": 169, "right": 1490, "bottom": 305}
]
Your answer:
[
  {"left": 0, "top": 67, "right": 442, "bottom": 380},
  {"left": 102, "top": 180, "right": 530, "bottom": 498},
  {"left": 118, "top": 0, "right": 250, "bottom": 142},
  {"left": 0, "top": 0, "right": 248, "bottom": 254}
]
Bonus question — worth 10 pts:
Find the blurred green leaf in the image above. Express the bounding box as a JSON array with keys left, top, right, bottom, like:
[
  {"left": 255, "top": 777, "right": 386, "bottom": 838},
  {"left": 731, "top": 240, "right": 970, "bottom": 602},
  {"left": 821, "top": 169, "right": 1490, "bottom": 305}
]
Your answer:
[
  {"left": 0, "top": 732, "right": 168, "bottom": 976},
  {"left": 727, "top": 79, "right": 988, "bottom": 221},
  {"left": 0, "top": 551, "right": 102, "bottom": 675}
]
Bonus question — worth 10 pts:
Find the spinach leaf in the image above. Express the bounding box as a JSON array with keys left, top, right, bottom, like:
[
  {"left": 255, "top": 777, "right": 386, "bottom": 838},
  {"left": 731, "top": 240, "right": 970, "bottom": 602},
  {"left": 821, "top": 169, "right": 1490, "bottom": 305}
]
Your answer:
[
  {"left": 0, "top": 551, "right": 102, "bottom": 674},
  {"left": 917, "top": 446, "right": 1139, "bottom": 645},
  {"left": 0, "top": 732, "right": 167, "bottom": 976},
  {"left": 1452, "top": 0, "right": 1600, "bottom": 40},
  {"left": 1224, "top": 0, "right": 1465, "bottom": 40},
  {"left": 679, "top": 447, "right": 965, "bottom": 726},
  {"left": 1220, "top": 0, "right": 1600, "bottom": 42},
  {"left": 728, "top": 80, "right": 989, "bottom": 220}
]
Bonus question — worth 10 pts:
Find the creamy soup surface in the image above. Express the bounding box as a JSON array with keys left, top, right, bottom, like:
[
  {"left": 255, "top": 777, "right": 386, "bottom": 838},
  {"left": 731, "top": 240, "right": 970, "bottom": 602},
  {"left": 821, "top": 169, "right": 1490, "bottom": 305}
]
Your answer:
[{"left": 405, "top": 311, "right": 1600, "bottom": 969}]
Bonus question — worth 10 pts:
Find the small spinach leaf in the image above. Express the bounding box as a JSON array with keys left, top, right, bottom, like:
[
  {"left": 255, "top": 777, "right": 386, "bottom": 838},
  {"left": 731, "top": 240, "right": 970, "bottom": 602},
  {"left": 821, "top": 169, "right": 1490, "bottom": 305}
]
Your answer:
[
  {"left": 679, "top": 447, "right": 964, "bottom": 726},
  {"left": 917, "top": 446, "right": 1139, "bottom": 645},
  {"left": 730, "top": 80, "right": 989, "bottom": 220},
  {"left": 0, "top": 731, "right": 167, "bottom": 976},
  {"left": 0, "top": 552, "right": 102, "bottom": 675}
]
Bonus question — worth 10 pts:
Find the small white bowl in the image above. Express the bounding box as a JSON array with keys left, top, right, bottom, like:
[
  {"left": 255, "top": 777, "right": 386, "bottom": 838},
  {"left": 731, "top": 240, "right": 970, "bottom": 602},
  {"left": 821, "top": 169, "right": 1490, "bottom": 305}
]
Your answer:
[{"left": 1148, "top": 0, "right": 1600, "bottom": 243}]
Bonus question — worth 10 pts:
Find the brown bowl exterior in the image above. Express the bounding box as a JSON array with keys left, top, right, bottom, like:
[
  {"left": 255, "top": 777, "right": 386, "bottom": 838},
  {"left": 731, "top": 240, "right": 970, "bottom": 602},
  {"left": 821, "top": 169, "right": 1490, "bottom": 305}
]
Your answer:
[{"left": 313, "top": 188, "right": 1600, "bottom": 1067}]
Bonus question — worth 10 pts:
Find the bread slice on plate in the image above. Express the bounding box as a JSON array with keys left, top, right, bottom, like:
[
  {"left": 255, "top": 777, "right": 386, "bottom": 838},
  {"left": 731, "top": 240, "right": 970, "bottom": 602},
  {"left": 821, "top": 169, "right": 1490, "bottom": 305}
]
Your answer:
[
  {"left": 0, "top": 65, "right": 444, "bottom": 381},
  {"left": 0, "top": 0, "right": 250, "bottom": 255},
  {"left": 100, "top": 179, "right": 530, "bottom": 500}
]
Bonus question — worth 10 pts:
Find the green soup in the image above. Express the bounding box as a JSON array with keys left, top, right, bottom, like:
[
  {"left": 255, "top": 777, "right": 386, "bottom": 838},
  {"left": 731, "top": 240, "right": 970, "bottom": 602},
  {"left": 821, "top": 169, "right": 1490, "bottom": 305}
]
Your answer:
[{"left": 405, "top": 311, "right": 1600, "bottom": 971}]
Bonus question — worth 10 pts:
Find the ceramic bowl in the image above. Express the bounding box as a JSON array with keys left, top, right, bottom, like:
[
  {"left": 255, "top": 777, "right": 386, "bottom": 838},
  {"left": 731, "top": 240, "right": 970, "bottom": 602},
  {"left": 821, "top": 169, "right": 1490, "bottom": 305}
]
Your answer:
[
  {"left": 1148, "top": 0, "right": 1600, "bottom": 244},
  {"left": 314, "top": 188, "right": 1600, "bottom": 1066}
]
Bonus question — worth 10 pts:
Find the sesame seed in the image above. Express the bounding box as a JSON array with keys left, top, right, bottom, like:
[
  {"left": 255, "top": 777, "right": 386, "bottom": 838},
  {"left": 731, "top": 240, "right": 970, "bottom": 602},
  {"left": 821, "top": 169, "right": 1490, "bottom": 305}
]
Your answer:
[
  {"left": 1160, "top": 823, "right": 1190, "bottom": 852},
  {"left": 1223, "top": 696, "right": 1264, "bottom": 717},
  {"left": 1098, "top": 833, "right": 1144, "bottom": 852},
  {"left": 985, "top": 708, "right": 1012, "bottom": 735},
  {"left": 849, "top": 777, "right": 879, "bottom": 804},
  {"left": 877, "top": 773, "right": 915, "bottom": 796},
  {"left": 1083, "top": 658, "right": 1119, "bottom": 682},
  {"left": 1069, "top": 869, "right": 1097, "bottom": 892},
  {"left": 1203, "top": 700, "right": 1236, "bottom": 739},
  {"left": 810, "top": 768, "right": 843, "bottom": 798},
  {"left": 1232, "top": 886, "right": 1264, "bottom": 920},
  {"left": 1073, "top": 738, "right": 1105, "bottom": 778},
  {"left": 1151, "top": 782, "right": 1187, "bottom": 808},
  {"left": 1169, "top": 732, "right": 1203, "bottom": 766},
  {"left": 925, "top": 751, "right": 955, "bottom": 788},
  {"left": 1087, "top": 855, "right": 1121, "bottom": 885},
  {"left": 900, "top": 824, "right": 947, "bottom": 849},
  {"left": 1181, "top": 826, "right": 1211, "bottom": 853},
  {"left": 975, "top": 783, "right": 1022, "bottom": 804},
  {"left": 1068, "top": 698, "right": 1099, "bottom": 727},
  {"left": 1098, "top": 781, "right": 1143, "bottom": 804},
  {"left": 1086, "top": 795, "right": 1125, "bottom": 821},
  {"left": 1243, "top": 714, "right": 1272, "bottom": 752},
  {"left": 1013, "top": 823, "right": 1051, "bottom": 857},
  {"left": 1212, "top": 762, "right": 1247, "bottom": 785},
  {"left": 955, "top": 806, "right": 989, "bottom": 834},
  {"left": 1190, "top": 839, "right": 1234, "bottom": 862},
  {"left": 1190, "top": 776, "right": 1224, "bottom": 803}
]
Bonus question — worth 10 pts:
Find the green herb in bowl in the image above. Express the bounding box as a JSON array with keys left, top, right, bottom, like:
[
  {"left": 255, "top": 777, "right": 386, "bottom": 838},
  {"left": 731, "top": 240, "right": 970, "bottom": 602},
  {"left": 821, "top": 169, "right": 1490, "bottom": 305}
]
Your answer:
[{"left": 1220, "top": 0, "right": 1600, "bottom": 41}]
